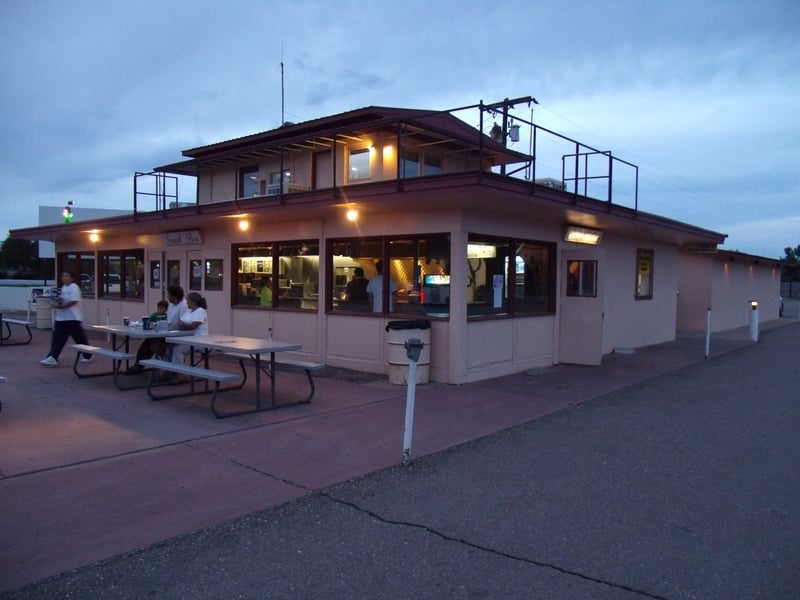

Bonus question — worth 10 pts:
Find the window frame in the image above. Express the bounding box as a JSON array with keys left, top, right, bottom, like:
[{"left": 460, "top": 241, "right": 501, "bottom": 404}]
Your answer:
[
  {"left": 97, "top": 249, "right": 144, "bottom": 300},
  {"left": 57, "top": 252, "right": 96, "bottom": 298},
  {"left": 239, "top": 165, "right": 260, "bottom": 198}
]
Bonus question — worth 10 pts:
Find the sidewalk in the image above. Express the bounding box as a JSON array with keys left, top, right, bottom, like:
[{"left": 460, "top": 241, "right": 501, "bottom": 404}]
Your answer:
[{"left": 0, "top": 316, "right": 796, "bottom": 594}]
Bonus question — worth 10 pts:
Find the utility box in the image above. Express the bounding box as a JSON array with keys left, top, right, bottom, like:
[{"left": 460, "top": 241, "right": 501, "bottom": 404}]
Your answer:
[{"left": 386, "top": 320, "right": 431, "bottom": 385}]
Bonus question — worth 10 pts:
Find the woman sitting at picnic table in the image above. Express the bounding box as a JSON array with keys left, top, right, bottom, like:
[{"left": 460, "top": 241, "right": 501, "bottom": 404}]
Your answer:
[{"left": 170, "top": 292, "right": 209, "bottom": 370}]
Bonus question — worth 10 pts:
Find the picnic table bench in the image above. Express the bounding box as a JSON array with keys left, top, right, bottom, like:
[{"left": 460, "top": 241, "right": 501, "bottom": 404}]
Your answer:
[
  {"left": 139, "top": 358, "right": 243, "bottom": 418},
  {"left": 224, "top": 352, "right": 324, "bottom": 403},
  {"left": 69, "top": 343, "right": 136, "bottom": 389},
  {"left": 0, "top": 314, "right": 33, "bottom": 346}
]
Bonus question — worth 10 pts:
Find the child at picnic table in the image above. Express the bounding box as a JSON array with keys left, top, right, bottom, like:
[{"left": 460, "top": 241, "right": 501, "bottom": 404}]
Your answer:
[{"left": 124, "top": 300, "right": 169, "bottom": 374}]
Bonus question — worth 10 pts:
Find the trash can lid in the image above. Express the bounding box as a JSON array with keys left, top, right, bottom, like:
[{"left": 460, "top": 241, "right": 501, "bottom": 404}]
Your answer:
[{"left": 386, "top": 319, "right": 431, "bottom": 331}]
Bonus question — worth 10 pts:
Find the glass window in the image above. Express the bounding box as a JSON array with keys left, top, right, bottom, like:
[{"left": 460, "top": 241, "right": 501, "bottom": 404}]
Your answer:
[
  {"left": 277, "top": 241, "right": 319, "bottom": 310},
  {"left": 98, "top": 249, "right": 144, "bottom": 300},
  {"left": 268, "top": 169, "right": 291, "bottom": 195},
  {"left": 635, "top": 249, "right": 654, "bottom": 299},
  {"left": 566, "top": 260, "right": 597, "bottom": 297},
  {"left": 240, "top": 165, "right": 260, "bottom": 198},
  {"left": 149, "top": 260, "right": 161, "bottom": 289},
  {"left": 58, "top": 252, "right": 95, "bottom": 298},
  {"left": 167, "top": 260, "right": 181, "bottom": 287},
  {"left": 423, "top": 155, "right": 442, "bottom": 176},
  {"left": 189, "top": 258, "right": 203, "bottom": 291},
  {"left": 205, "top": 259, "right": 224, "bottom": 291},
  {"left": 328, "top": 234, "right": 450, "bottom": 317},
  {"left": 467, "top": 237, "right": 510, "bottom": 316},
  {"left": 513, "top": 242, "right": 555, "bottom": 313},
  {"left": 467, "top": 235, "right": 555, "bottom": 317},
  {"left": 348, "top": 147, "right": 371, "bottom": 182},
  {"left": 234, "top": 241, "right": 318, "bottom": 311},
  {"left": 401, "top": 151, "right": 420, "bottom": 178}
]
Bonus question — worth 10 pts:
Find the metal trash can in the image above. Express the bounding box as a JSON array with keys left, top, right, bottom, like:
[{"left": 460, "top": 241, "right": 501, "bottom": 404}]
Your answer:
[{"left": 386, "top": 320, "right": 431, "bottom": 385}]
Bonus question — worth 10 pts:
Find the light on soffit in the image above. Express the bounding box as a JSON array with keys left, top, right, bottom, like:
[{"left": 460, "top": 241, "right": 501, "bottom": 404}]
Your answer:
[
  {"left": 239, "top": 219, "right": 249, "bottom": 231},
  {"left": 346, "top": 209, "right": 358, "bottom": 222}
]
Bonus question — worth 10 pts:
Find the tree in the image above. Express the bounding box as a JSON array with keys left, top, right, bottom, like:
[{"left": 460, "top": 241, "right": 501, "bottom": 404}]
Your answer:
[
  {"left": 782, "top": 245, "right": 800, "bottom": 298},
  {"left": 0, "top": 237, "right": 37, "bottom": 270}
]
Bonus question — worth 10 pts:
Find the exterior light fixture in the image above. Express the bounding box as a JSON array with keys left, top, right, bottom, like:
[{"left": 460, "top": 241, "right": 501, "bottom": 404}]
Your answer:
[
  {"left": 63, "top": 200, "right": 74, "bottom": 223},
  {"left": 564, "top": 225, "right": 603, "bottom": 245},
  {"left": 238, "top": 219, "right": 249, "bottom": 231},
  {"left": 750, "top": 300, "right": 759, "bottom": 310},
  {"left": 346, "top": 209, "right": 358, "bottom": 222},
  {"left": 87, "top": 230, "right": 99, "bottom": 243}
]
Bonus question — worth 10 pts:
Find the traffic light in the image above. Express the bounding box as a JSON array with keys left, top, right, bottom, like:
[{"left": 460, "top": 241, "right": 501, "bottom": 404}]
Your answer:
[{"left": 63, "top": 201, "right": 73, "bottom": 223}]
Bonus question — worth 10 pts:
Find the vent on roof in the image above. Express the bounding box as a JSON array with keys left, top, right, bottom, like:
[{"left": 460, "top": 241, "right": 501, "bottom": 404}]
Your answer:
[{"left": 535, "top": 177, "right": 566, "bottom": 191}]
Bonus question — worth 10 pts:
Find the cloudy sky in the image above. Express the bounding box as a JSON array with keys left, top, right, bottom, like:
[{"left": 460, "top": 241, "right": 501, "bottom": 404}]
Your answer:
[{"left": 1, "top": 0, "right": 797, "bottom": 258}]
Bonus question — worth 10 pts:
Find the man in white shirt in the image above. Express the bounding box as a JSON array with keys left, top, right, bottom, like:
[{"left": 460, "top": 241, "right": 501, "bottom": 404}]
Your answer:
[
  {"left": 40, "top": 271, "right": 92, "bottom": 366},
  {"left": 366, "top": 259, "right": 397, "bottom": 313}
]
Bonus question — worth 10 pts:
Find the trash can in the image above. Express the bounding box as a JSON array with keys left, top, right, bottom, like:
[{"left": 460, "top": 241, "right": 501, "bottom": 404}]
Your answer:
[
  {"left": 386, "top": 320, "right": 431, "bottom": 385},
  {"left": 36, "top": 303, "right": 53, "bottom": 330}
]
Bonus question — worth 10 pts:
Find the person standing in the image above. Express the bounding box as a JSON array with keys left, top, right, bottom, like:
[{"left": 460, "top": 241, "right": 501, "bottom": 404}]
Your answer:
[
  {"left": 366, "top": 259, "right": 397, "bottom": 313},
  {"left": 344, "top": 267, "right": 369, "bottom": 303},
  {"left": 40, "top": 271, "right": 92, "bottom": 366}
]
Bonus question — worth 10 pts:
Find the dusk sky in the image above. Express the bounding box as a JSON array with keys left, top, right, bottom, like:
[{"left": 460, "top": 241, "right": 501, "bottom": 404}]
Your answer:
[{"left": 1, "top": 0, "right": 797, "bottom": 258}]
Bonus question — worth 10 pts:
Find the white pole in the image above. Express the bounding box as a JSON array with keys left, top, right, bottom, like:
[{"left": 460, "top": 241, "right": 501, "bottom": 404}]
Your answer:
[
  {"left": 402, "top": 359, "right": 418, "bottom": 466},
  {"left": 704, "top": 308, "right": 712, "bottom": 360},
  {"left": 749, "top": 302, "right": 759, "bottom": 342},
  {"left": 105, "top": 307, "right": 111, "bottom": 343}
]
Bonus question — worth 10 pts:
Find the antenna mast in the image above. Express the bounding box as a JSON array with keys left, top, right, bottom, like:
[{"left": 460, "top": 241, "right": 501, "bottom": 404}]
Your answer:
[{"left": 280, "top": 56, "right": 285, "bottom": 124}]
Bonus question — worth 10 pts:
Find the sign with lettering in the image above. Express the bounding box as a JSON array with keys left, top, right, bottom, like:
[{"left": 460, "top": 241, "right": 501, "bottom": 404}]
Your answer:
[{"left": 163, "top": 230, "right": 203, "bottom": 246}]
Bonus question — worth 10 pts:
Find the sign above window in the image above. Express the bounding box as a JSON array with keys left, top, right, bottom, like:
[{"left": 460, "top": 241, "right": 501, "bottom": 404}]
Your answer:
[{"left": 563, "top": 226, "right": 603, "bottom": 246}]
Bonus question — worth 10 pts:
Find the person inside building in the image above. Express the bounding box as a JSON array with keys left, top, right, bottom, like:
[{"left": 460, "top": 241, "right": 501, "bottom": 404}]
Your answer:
[
  {"left": 259, "top": 276, "right": 273, "bottom": 307},
  {"left": 344, "top": 267, "right": 369, "bottom": 303},
  {"left": 366, "top": 259, "right": 397, "bottom": 313}
]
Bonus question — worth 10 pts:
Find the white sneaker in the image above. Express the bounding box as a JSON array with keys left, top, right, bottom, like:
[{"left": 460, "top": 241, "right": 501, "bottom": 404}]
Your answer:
[
  {"left": 80, "top": 355, "right": 93, "bottom": 363},
  {"left": 40, "top": 356, "right": 57, "bottom": 366}
]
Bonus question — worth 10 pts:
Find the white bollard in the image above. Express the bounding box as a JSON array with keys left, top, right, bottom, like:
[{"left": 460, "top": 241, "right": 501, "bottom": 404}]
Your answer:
[
  {"left": 749, "top": 301, "right": 759, "bottom": 343},
  {"left": 704, "top": 307, "right": 712, "bottom": 360},
  {"left": 402, "top": 338, "right": 424, "bottom": 466}
]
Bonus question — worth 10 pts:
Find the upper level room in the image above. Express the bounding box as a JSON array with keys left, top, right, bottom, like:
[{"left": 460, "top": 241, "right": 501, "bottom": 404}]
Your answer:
[
  {"left": 144, "top": 104, "right": 526, "bottom": 208},
  {"left": 135, "top": 97, "right": 641, "bottom": 213}
]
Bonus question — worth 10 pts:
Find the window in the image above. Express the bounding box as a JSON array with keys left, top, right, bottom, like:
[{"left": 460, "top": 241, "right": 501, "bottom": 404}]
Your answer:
[
  {"left": 205, "top": 259, "right": 224, "bottom": 291},
  {"left": 565, "top": 260, "right": 597, "bottom": 297},
  {"left": 149, "top": 260, "right": 161, "bottom": 289},
  {"left": 58, "top": 252, "right": 96, "bottom": 298},
  {"left": 98, "top": 249, "right": 144, "bottom": 300},
  {"left": 348, "top": 148, "right": 371, "bottom": 181},
  {"left": 400, "top": 151, "right": 442, "bottom": 178},
  {"left": 267, "top": 169, "right": 291, "bottom": 195},
  {"left": 328, "top": 234, "right": 451, "bottom": 317},
  {"left": 233, "top": 241, "right": 318, "bottom": 310},
  {"left": 190, "top": 258, "right": 203, "bottom": 291},
  {"left": 240, "top": 165, "right": 260, "bottom": 198},
  {"left": 467, "top": 235, "right": 556, "bottom": 317},
  {"left": 635, "top": 249, "right": 654, "bottom": 299}
]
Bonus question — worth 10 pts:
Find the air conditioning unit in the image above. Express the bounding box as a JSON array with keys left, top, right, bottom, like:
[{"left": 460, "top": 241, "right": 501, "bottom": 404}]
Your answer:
[{"left": 534, "top": 178, "right": 566, "bottom": 191}]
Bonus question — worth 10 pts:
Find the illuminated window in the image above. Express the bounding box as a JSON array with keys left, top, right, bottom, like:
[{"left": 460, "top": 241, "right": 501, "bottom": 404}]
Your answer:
[
  {"left": 635, "top": 249, "right": 654, "bottom": 299},
  {"left": 98, "top": 249, "right": 144, "bottom": 300}
]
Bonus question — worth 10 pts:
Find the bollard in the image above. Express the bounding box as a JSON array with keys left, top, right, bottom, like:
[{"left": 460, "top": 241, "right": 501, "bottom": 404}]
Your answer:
[
  {"left": 402, "top": 338, "right": 424, "bottom": 466},
  {"left": 749, "top": 301, "right": 759, "bottom": 343},
  {"left": 704, "top": 307, "right": 712, "bottom": 360}
]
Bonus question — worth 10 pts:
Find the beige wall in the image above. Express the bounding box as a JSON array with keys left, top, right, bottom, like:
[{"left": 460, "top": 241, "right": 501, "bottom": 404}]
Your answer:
[{"left": 678, "top": 253, "right": 782, "bottom": 332}]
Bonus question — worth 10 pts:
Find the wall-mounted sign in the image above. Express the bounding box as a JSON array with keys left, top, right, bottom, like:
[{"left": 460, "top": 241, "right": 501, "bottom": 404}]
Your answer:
[{"left": 164, "top": 230, "right": 203, "bottom": 246}]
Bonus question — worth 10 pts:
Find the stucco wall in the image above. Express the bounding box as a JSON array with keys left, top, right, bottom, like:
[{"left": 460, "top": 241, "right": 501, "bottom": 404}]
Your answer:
[{"left": 600, "top": 237, "right": 678, "bottom": 352}]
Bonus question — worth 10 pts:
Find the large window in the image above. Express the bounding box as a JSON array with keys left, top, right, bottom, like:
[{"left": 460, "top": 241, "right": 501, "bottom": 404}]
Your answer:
[
  {"left": 328, "top": 234, "right": 451, "bottom": 317},
  {"left": 400, "top": 151, "right": 442, "bottom": 178},
  {"left": 635, "top": 249, "right": 654, "bottom": 299},
  {"left": 234, "top": 241, "right": 319, "bottom": 310},
  {"left": 467, "top": 235, "right": 555, "bottom": 317},
  {"left": 348, "top": 147, "right": 371, "bottom": 182},
  {"left": 58, "top": 252, "right": 96, "bottom": 298},
  {"left": 98, "top": 249, "right": 144, "bottom": 300},
  {"left": 240, "top": 165, "right": 260, "bottom": 198}
]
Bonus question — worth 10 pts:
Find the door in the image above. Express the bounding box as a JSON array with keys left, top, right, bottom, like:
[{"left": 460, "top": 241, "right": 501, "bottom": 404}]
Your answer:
[{"left": 559, "top": 248, "right": 604, "bottom": 365}]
